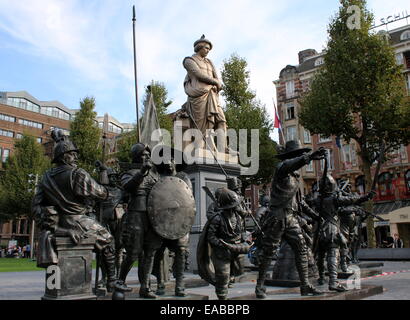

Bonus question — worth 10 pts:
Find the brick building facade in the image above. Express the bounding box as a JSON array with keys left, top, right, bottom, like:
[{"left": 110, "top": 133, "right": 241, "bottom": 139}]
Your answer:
[
  {"left": 0, "top": 90, "right": 132, "bottom": 249},
  {"left": 274, "top": 25, "right": 410, "bottom": 247}
]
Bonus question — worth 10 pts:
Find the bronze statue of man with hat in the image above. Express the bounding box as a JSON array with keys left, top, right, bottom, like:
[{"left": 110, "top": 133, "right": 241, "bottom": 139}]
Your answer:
[
  {"left": 254, "top": 140, "right": 326, "bottom": 298},
  {"left": 182, "top": 35, "right": 228, "bottom": 153},
  {"left": 31, "top": 129, "right": 120, "bottom": 292}
]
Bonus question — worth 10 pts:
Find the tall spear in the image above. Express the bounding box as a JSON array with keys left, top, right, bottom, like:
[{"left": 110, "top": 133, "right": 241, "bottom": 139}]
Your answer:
[{"left": 132, "top": 5, "right": 141, "bottom": 141}]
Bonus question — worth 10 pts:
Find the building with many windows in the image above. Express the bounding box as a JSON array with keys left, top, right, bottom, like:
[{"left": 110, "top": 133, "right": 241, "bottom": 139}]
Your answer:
[
  {"left": 0, "top": 90, "right": 134, "bottom": 248},
  {"left": 274, "top": 24, "right": 410, "bottom": 247}
]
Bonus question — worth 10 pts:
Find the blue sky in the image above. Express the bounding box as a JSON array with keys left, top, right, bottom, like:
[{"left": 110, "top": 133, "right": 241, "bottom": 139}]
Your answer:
[{"left": 0, "top": 0, "right": 409, "bottom": 142}]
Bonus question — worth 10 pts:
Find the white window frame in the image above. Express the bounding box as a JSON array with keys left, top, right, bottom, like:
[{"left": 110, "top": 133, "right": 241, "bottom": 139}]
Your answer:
[
  {"left": 286, "top": 126, "right": 297, "bottom": 142},
  {"left": 303, "top": 128, "right": 311, "bottom": 143},
  {"left": 285, "top": 80, "right": 295, "bottom": 98}
]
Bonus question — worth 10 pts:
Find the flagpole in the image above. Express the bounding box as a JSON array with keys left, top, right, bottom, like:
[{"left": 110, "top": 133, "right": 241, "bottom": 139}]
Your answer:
[
  {"left": 273, "top": 99, "right": 286, "bottom": 145},
  {"left": 132, "top": 5, "right": 141, "bottom": 142}
]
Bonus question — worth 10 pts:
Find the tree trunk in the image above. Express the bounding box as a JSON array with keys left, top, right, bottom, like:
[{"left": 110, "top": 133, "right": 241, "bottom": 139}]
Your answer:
[
  {"left": 30, "top": 219, "right": 35, "bottom": 259},
  {"left": 362, "top": 159, "right": 376, "bottom": 248}
]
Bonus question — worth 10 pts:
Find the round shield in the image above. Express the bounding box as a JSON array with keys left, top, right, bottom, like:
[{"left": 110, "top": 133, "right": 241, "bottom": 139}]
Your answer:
[{"left": 147, "top": 176, "right": 196, "bottom": 240}]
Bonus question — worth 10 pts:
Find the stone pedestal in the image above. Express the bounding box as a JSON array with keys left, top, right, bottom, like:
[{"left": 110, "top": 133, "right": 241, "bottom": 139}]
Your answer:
[
  {"left": 42, "top": 236, "right": 96, "bottom": 300},
  {"left": 184, "top": 161, "right": 242, "bottom": 272}
]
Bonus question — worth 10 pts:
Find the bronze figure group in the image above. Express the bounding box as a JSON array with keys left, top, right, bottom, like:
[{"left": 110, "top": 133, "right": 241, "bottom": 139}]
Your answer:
[{"left": 32, "top": 35, "right": 376, "bottom": 300}]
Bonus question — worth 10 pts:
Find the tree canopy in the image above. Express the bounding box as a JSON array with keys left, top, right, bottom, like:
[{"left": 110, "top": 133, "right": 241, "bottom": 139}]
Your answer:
[
  {"left": 221, "top": 53, "right": 278, "bottom": 186},
  {"left": 299, "top": 0, "right": 410, "bottom": 247},
  {"left": 0, "top": 134, "right": 50, "bottom": 221},
  {"left": 69, "top": 97, "right": 103, "bottom": 174}
]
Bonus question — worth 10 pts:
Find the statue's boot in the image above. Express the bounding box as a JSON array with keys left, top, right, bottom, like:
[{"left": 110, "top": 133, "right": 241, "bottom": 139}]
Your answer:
[
  {"left": 296, "top": 251, "right": 323, "bottom": 296},
  {"left": 328, "top": 249, "right": 347, "bottom": 292},
  {"left": 228, "top": 276, "right": 235, "bottom": 288},
  {"left": 102, "top": 247, "right": 119, "bottom": 293},
  {"left": 317, "top": 250, "right": 326, "bottom": 286},
  {"left": 255, "top": 258, "right": 271, "bottom": 299},
  {"left": 340, "top": 257, "right": 348, "bottom": 273},
  {"left": 340, "top": 248, "right": 349, "bottom": 273},
  {"left": 115, "top": 250, "right": 124, "bottom": 279},
  {"left": 139, "top": 252, "right": 157, "bottom": 299},
  {"left": 117, "top": 255, "right": 135, "bottom": 292},
  {"left": 156, "top": 282, "right": 166, "bottom": 296},
  {"left": 174, "top": 250, "right": 187, "bottom": 297}
]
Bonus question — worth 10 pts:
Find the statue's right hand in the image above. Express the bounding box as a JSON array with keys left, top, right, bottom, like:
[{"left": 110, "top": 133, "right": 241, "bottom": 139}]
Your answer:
[
  {"left": 68, "top": 230, "right": 82, "bottom": 245},
  {"left": 310, "top": 147, "right": 327, "bottom": 160}
]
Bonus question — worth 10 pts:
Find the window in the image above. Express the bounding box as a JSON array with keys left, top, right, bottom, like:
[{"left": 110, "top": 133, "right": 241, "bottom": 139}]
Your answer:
[
  {"left": 244, "top": 198, "right": 252, "bottom": 211},
  {"left": 108, "top": 122, "right": 123, "bottom": 134},
  {"left": 2, "top": 149, "right": 10, "bottom": 163},
  {"left": 7, "top": 97, "right": 40, "bottom": 113},
  {"left": 37, "top": 137, "right": 42, "bottom": 144},
  {"left": 16, "top": 133, "right": 22, "bottom": 139},
  {"left": 390, "top": 145, "right": 407, "bottom": 163},
  {"left": 355, "top": 176, "right": 365, "bottom": 195},
  {"left": 40, "top": 107, "right": 71, "bottom": 120},
  {"left": 406, "top": 170, "right": 410, "bottom": 193},
  {"left": 286, "top": 126, "right": 297, "bottom": 142},
  {"left": 404, "top": 51, "right": 410, "bottom": 69},
  {"left": 396, "top": 53, "right": 404, "bottom": 65},
  {"left": 342, "top": 144, "right": 351, "bottom": 163},
  {"left": 378, "top": 172, "right": 393, "bottom": 196},
  {"left": 285, "top": 80, "right": 295, "bottom": 98},
  {"left": 320, "top": 148, "right": 334, "bottom": 171},
  {"left": 0, "top": 129, "right": 14, "bottom": 138},
  {"left": 0, "top": 113, "right": 15, "bottom": 123},
  {"left": 406, "top": 74, "right": 410, "bottom": 95},
  {"left": 314, "top": 57, "right": 324, "bottom": 67},
  {"left": 318, "top": 134, "right": 332, "bottom": 143},
  {"left": 18, "top": 119, "right": 43, "bottom": 129},
  {"left": 400, "top": 30, "right": 410, "bottom": 41},
  {"left": 303, "top": 129, "right": 311, "bottom": 143},
  {"left": 305, "top": 161, "right": 314, "bottom": 172},
  {"left": 285, "top": 103, "right": 295, "bottom": 120}
]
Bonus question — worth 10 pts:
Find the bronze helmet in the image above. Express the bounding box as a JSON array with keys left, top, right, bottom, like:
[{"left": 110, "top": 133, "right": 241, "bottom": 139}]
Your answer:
[
  {"left": 227, "top": 177, "right": 242, "bottom": 191},
  {"left": 51, "top": 129, "right": 78, "bottom": 164}
]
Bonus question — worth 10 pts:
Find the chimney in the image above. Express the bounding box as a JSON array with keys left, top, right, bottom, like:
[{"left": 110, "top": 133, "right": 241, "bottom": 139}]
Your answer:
[{"left": 298, "top": 49, "right": 318, "bottom": 64}]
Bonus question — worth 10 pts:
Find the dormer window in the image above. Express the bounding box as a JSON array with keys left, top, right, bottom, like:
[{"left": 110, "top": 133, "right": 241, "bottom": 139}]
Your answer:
[
  {"left": 314, "top": 57, "right": 324, "bottom": 67},
  {"left": 400, "top": 30, "right": 410, "bottom": 41}
]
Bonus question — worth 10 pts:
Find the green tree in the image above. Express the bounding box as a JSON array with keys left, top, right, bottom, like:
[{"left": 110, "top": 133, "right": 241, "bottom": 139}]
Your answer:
[
  {"left": 115, "top": 126, "right": 138, "bottom": 163},
  {"left": 221, "top": 53, "right": 278, "bottom": 187},
  {"left": 70, "top": 97, "right": 103, "bottom": 174},
  {"left": 142, "top": 81, "right": 173, "bottom": 134},
  {"left": 299, "top": 0, "right": 410, "bottom": 248},
  {"left": 0, "top": 134, "right": 51, "bottom": 253}
]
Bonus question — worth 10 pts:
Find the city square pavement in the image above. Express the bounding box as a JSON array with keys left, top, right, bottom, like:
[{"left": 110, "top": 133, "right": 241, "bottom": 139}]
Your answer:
[{"left": 0, "top": 261, "right": 409, "bottom": 300}]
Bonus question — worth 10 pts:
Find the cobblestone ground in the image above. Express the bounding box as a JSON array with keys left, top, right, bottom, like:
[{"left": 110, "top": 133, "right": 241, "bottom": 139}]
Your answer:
[{"left": 0, "top": 261, "right": 409, "bottom": 300}]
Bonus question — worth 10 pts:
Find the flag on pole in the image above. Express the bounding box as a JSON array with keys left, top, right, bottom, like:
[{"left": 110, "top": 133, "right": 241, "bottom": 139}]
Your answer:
[
  {"left": 273, "top": 101, "right": 286, "bottom": 144},
  {"left": 274, "top": 106, "right": 282, "bottom": 130},
  {"left": 140, "top": 91, "right": 163, "bottom": 150}
]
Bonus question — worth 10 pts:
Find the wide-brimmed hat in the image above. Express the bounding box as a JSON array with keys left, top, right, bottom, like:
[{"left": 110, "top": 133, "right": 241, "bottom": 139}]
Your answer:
[
  {"left": 276, "top": 140, "right": 311, "bottom": 160},
  {"left": 151, "top": 144, "right": 188, "bottom": 172},
  {"left": 217, "top": 187, "right": 241, "bottom": 210},
  {"left": 194, "top": 34, "right": 213, "bottom": 50}
]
